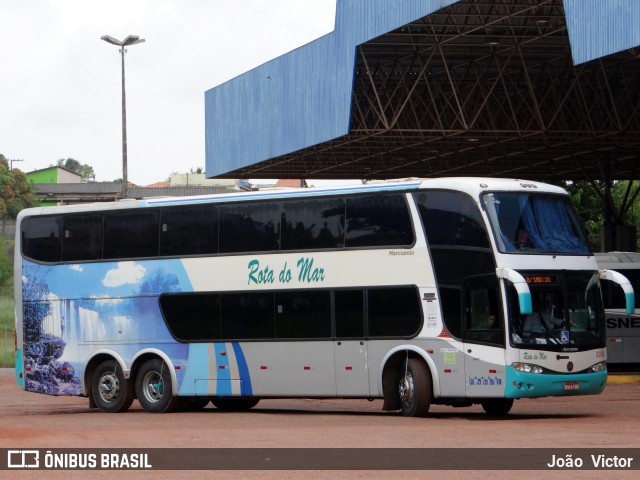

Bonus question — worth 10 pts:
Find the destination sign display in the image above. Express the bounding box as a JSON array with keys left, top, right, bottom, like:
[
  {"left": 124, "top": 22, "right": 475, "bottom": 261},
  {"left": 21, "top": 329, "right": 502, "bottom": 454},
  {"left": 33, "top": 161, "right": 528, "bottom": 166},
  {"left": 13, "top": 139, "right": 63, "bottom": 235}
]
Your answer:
[{"left": 524, "top": 274, "right": 557, "bottom": 285}]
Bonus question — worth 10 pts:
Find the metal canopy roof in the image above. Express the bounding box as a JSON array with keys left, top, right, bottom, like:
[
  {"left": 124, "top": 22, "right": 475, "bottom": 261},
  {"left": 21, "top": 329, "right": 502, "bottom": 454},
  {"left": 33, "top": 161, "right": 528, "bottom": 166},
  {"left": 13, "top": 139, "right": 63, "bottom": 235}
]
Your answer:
[{"left": 210, "top": 0, "right": 640, "bottom": 181}]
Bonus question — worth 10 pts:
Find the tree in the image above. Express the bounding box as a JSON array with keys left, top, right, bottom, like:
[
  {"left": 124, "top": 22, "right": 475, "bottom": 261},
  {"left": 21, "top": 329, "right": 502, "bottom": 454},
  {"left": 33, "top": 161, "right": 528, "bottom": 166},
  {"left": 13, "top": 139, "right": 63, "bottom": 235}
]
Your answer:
[
  {"left": 565, "top": 180, "right": 640, "bottom": 251},
  {"left": 0, "top": 154, "right": 36, "bottom": 219},
  {"left": 57, "top": 158, "right": 96, "bottom": 182},
  {"left": 564, "top": 181, "right": 604, "bottom": 251}
]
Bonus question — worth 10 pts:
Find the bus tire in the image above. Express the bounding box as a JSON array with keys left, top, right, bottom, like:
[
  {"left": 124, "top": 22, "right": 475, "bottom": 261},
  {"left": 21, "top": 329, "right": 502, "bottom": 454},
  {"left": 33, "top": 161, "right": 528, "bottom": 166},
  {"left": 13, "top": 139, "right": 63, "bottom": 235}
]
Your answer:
[
  {"left": 398, "top": 358, "right": 432, "bottom": 417},
  {"left": 211, "top": 398, "right": 260, "bottom": 411},
  {"left": 91, "top": 360, "right": 134, "bottom": 413},
  {"left": 135, "top": 359, "right": 179, "bottom": 413},
  {"left": 178, "top": 397, "right": 210, "bottom": 411},
  {"left": 481, "top": 398, "right": 514, "bottom": 415}
]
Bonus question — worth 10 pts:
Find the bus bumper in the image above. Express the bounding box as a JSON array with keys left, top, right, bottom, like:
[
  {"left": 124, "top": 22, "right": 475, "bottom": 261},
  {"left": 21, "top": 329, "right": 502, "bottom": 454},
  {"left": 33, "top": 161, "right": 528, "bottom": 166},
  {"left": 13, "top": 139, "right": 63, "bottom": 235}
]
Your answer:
[{"left": 504, "top": 366, "right": 607, "bottom": 398}]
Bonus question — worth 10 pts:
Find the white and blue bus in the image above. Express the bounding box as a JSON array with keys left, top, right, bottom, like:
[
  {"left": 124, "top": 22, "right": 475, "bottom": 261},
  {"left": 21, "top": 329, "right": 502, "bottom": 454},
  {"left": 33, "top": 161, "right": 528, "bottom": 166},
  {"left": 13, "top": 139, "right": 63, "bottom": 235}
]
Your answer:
[
  {"left": 14, "top": 178, "right": 634, "bottom": 415},
  {"left": 595, "top": 252, "right": 640, "bottom": 367}
]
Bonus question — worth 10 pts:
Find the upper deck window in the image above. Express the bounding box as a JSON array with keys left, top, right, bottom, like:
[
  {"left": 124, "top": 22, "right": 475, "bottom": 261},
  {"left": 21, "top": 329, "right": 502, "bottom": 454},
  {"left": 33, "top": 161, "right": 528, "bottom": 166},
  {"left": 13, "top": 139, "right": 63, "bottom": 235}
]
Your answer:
[
  {"left": 21, "top": 192, "right": 415, "bottom": 263},
  {"left": 281, "top": 198, "right": 344, "bottom": 250},
  {"left": 63, "top": 215, "right": 103, "bottom": 261},
  {"left": 160, "top": 205, "right": 218, "bottom": 256},
  {"left": 345, "top": 194, "right": 413, "bottom": 247},
  {"left": 219, "top": 202, "right": 280, "bottom": 253},
  {"left": 103, "top": 211, "right": 160, "bottom": 259},
  {"left": 22, "top": 216, "right": 62, "bottom": 262},
  {"left": 413, "top": 191, "right": 490, "bottom": 248},
  {"left": 482, "top": 192, "right": 589, "bottom": 254}
]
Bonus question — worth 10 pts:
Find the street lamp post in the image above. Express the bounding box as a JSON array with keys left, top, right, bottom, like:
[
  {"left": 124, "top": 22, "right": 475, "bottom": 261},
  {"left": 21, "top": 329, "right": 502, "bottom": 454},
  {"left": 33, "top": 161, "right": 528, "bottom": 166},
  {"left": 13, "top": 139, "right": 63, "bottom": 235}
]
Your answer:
[{"left": 101, "top": 34, "right": 145, "bottom": 199}]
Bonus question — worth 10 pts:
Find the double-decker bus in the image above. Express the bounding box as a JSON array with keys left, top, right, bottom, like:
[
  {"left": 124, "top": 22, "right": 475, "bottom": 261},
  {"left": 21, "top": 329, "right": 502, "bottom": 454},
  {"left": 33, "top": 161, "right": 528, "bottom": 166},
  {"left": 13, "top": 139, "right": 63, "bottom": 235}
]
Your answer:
[
  {"left": 14, "top": 178, "right": 634, "bottom": 415},
  {"left": 595, "top": 252, "right": 640, "bottom": 367}
]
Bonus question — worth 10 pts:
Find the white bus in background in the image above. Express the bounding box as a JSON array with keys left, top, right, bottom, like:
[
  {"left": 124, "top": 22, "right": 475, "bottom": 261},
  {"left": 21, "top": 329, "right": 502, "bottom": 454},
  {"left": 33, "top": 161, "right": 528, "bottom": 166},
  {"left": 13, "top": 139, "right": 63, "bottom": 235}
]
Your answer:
[
  {"left": 596, "top": 252, "right": 640, "bottom": 367},
  {"left": 14, "top": 178, "right": 634, "bottom": 416}
]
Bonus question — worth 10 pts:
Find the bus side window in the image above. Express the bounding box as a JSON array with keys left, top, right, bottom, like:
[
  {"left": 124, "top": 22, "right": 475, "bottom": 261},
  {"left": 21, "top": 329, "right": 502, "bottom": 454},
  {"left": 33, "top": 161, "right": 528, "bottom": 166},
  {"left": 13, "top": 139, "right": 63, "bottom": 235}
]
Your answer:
[
  {"left": 368, "top": 287, "right": 422, "bottom": 338},
  {"left": 335, "top": 290, "right": 365, "bottom": 338},
  {"left": 345, "top": 194, "right": 413, "bottom": 247},
  {"left": 439, "top": 287, "right": 462, "bottom": 339},
  {"left": 160, "top": 293, "right": 221, "bottom": 341},
  {"left": 219, "top": 203, "right": 280, "bottom": 253},
  {"left": 221, "top": 292, "right": 275, "bottom": 339},
  {"left": 63, "top": 214, "right": 103, "bottom": 261},
  {"left": 281, "top": 198, "right": 345, "bottom": 250},
  {"left": 275, "top": 291, "right": 331, "bottom": 339},
  {"left": 103, "top": 211, "right": 159, "bottom": 259},
  {"left": 22, "top": 216, "right": 62, "bottom": 262},
  {"left": 414, "top": 191, "right": 490, "bottom": 248},
  {"left": 160, "top": 205, "right": 218, "bottom": 256}
]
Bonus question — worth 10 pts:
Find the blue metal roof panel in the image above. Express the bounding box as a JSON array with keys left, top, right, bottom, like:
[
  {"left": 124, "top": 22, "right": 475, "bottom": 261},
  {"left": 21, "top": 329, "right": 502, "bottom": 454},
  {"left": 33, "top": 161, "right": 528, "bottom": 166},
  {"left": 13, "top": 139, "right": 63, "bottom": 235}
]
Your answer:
[
  {"left": 564, "top": 0, "right": 640, "bottom": 64},
  {"left": 205, "top": 0, "right": 458, "bottom": 177},
  {"left": 206, "top": 0, "right": 640, "bottom": 176}
]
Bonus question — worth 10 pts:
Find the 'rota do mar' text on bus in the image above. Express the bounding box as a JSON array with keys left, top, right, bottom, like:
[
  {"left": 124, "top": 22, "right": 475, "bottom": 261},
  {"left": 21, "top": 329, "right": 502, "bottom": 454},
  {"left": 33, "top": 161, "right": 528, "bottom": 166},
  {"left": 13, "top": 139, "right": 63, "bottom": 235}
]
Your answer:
[{"left": 14, "top": 177, "right": 635, "bottom": 415}]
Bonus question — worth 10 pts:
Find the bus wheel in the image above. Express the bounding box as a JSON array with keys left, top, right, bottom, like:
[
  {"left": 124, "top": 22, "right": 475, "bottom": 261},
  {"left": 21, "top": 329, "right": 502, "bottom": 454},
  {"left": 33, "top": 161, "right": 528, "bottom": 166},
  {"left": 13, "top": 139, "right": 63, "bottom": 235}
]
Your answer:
[
  {"left": 481, "top": 398, "right": 514, "bottom": 416},
  {"left": 211, "top": 398, "right": 260, "bottom": 411},
  {"left": 135, "top": 359, "right": 179, "bottom": 413},
  {"left": 398, "top": 359, "right": 432, "bottom": 417},
  {"left": 178, "top": 397, "right": 210, "bottom": 411},
  {"left": 92, "top": 361, "right": 134, "bottom": 413}
]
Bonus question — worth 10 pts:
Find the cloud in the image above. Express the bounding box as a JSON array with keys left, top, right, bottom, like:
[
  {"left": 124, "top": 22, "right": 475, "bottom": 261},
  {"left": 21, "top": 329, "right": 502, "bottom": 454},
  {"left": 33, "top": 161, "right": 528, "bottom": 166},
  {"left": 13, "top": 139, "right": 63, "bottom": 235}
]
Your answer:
[
  {"left": 103, "top": 262, "right": 146, "bottom": 287},
  {"left": 69, "top": 264, "right": 83, "bottom": 272}
]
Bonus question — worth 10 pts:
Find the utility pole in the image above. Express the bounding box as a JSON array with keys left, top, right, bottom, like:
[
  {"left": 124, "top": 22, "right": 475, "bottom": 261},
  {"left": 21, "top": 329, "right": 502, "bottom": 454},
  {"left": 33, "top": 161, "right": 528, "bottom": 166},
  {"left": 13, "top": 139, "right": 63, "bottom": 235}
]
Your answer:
[{"left": 9, "top": 158, "right": 24, "bottom": 170}]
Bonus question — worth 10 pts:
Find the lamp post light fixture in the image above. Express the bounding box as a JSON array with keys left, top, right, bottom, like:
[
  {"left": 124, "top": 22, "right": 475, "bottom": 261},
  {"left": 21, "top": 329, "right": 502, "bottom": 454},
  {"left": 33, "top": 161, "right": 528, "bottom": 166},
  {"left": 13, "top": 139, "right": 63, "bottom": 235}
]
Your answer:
[{"left": 101, "top": 34, "right": 145, "bottom": 199}]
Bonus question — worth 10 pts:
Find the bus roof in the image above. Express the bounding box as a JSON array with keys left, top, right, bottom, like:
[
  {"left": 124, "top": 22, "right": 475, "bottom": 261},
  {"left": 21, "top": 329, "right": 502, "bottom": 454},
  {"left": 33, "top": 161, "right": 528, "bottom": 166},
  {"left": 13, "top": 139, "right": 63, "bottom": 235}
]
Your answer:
[
  {"left": 17, "top": 177, "right": 569, "bottom": 217},
  {"left": 595, "top": 252, "right": 640, "bottom": 268}
]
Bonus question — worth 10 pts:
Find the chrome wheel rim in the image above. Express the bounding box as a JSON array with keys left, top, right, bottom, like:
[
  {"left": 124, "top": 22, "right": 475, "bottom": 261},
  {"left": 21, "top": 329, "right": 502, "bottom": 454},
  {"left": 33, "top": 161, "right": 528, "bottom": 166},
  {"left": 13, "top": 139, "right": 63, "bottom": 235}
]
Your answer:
[
  {"left": 399, "top": 372, "right": 414, "bottom": 405},
  {"left": 142, "top": 371, "right": 164, "bottom": 404},
  {"left": 99, "top": 372, "right": 120, "bottom": 403}
]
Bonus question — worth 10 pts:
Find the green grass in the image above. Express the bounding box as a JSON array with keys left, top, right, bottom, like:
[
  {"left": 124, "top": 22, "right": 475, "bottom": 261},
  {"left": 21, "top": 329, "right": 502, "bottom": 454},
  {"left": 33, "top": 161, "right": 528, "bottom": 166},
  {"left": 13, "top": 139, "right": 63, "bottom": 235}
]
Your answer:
[
  {"left": 0, "top": 282, "right": 14, "bottom": 368},
  {"left": 0, "top": 237, "right": 14, "bottom": 368}
]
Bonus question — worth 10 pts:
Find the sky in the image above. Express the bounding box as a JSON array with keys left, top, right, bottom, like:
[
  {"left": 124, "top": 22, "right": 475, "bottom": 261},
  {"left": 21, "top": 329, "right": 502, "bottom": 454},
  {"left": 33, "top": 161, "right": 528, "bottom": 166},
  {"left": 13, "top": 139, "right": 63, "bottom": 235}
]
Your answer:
[{"left": 0, "top": 0, "right": 337, "bottom": 186}]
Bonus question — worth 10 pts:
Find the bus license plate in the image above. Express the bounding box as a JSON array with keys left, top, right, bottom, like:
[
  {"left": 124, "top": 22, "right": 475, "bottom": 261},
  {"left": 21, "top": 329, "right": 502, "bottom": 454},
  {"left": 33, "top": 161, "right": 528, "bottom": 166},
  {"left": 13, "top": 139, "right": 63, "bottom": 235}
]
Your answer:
[{"left": 564, "top": 381, "right": 580, "bottom": 391}]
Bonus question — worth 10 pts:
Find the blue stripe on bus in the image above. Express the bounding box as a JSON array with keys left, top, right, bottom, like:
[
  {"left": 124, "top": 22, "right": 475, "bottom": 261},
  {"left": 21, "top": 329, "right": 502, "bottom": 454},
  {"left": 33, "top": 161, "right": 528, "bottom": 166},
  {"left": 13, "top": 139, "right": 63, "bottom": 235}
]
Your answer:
[
  {"left": 232, "top": 343, "right": 252, "bottom": 396},
  {"left": 179, "top": 343, "right": 209, "bottom": 395},
  {"left": 518, "top": 292, "right": 532, "bottom": 315},
  {"left": 214, "top": 342, "right": 231, "bottom": 395},
  {"left": 15, "top": 349, "right": 24, "bottom": 389},
  {"left": 625, "top": 292, "right": 635, "bottom": 314}
]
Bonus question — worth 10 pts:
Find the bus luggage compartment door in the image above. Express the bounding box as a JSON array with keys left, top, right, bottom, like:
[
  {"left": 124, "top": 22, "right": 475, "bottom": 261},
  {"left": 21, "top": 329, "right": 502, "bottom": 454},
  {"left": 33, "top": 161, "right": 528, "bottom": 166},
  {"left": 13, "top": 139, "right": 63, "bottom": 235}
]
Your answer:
[{"left": 334, "top": 340, "right": 369, "bottom": 396}]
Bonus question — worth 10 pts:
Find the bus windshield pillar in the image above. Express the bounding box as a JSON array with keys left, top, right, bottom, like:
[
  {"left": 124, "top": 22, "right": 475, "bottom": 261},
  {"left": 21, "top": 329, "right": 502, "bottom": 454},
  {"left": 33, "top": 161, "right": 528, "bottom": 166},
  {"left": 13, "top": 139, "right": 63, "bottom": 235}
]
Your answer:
[
  {"left": 496, "top": 268, "right": 532, "bottom": 315},
  {"left": 599, "top": 269, "right": 635, "bottom": 314}
]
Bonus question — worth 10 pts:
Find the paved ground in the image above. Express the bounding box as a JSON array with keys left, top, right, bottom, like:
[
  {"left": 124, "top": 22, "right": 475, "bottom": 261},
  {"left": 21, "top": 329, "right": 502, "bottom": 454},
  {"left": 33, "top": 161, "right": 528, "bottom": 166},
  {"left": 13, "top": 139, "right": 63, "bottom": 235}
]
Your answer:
[{"left": 1, "top": 369, "right": 639, "bottom": 480}]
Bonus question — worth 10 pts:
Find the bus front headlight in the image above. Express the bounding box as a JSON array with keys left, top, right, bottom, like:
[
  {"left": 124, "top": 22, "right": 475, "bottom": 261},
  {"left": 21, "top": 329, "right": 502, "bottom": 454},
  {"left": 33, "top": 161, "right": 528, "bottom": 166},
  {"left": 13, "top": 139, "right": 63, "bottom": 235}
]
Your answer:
[
  {"left": 512, "top": 362, "right": 544, "bottom": 374},
  {"left": 590, "top": 361, "right": 606, "bottom": 373}
]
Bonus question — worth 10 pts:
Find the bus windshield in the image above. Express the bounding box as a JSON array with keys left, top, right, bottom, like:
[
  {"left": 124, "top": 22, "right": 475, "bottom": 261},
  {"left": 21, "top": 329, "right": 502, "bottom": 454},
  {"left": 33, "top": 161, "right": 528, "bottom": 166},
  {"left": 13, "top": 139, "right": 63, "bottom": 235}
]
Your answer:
[
  {"left": 482, "top": 192, "right": 589, "bottom": 254},
  {"left": 508, "top": 272, "right": 605, "bottom": 349}
]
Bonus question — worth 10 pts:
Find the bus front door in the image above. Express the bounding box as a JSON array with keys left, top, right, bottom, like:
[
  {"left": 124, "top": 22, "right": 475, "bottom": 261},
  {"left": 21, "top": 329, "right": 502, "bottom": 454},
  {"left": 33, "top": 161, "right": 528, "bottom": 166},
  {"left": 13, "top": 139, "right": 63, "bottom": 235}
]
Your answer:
[{"left": 462, "top": 275, "right": 507, "bottom": 398}]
